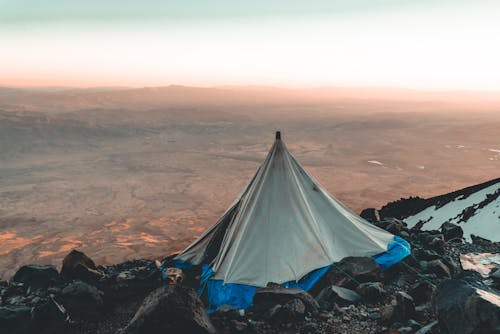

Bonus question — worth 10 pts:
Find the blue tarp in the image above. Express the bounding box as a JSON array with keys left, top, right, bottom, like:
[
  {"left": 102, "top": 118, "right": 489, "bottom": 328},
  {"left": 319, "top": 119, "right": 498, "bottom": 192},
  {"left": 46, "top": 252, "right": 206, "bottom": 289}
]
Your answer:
[
  {"left": 172, "top": 235, "right": 411, "bottom": 310},
  {"left": 373, "top": 236, "right": 411, "bottom": 270}
]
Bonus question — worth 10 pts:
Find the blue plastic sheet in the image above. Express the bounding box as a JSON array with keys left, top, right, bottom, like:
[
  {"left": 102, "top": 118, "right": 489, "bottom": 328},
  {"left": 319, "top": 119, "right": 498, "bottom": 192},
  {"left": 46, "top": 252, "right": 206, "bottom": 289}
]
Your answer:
[
  {"left": 373, "top": 236, "right": 411, "bottom": 270},
  {"left": 172, "top": 236, "right": 411, "bottom": 310}
]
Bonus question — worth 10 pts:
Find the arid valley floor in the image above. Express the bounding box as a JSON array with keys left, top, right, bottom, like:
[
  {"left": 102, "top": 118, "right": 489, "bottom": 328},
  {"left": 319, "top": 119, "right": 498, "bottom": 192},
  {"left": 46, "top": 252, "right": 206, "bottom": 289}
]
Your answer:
[{"left": 1, "top": 86, "right": 499, "bottom": 278}]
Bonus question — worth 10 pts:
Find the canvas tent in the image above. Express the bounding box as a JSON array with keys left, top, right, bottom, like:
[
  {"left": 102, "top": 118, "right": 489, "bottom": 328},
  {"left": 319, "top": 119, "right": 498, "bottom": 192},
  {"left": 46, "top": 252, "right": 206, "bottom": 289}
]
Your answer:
[{"left": 172, "top": 132, "right": 410, "bottom": 309}]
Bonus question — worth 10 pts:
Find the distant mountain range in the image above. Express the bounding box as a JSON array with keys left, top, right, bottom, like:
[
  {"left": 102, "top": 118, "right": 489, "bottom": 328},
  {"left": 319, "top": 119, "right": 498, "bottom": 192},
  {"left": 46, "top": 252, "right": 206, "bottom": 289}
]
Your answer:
[{"left": 2, "top": 85, "right": 500, "bottom": 113}]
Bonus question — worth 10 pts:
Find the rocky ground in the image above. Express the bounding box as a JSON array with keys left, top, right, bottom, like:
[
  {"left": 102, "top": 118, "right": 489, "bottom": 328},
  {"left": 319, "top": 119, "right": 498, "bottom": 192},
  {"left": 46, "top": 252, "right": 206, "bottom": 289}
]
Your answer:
[{"left": 1, "top": 218, "right": 499, "bottom": 334}]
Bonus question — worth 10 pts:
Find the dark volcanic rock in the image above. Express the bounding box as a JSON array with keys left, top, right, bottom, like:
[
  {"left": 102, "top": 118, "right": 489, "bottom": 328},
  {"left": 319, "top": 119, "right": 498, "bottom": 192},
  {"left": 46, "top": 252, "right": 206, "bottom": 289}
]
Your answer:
[
  {"left": 442, "top": 255, "right": 462, "bottom": 277},
  {"left": 61, "top": 250, "right": 102, "bottom": 283},
  {"left": 360, "top": 208, "right": 380, "bottom": 222},
  {"left": 382, "top": 291, "right": 415, "bottom": 324},
  {"left": 0, "top": 306, "right": 33, "bottom": 334},
  {"left": 441, "top": 222, "right": 464, "bottom": 241},
  {"left": 434, "top": 279, "right": 500, "bottom": 334},
  {"left": 103, "top": 259, "right": 161, "bottom": 301},
  {"left": 253, "top": 284, "right": 319, "bottom": 313},
  {"left": 426, "top": 260, "right": 451, "bottom": 278},
  {"left": 428, "top": 236, "right": 446, "bottom": 254},
  {"left": 315, "top": 285, "right": 361, "bottom": 308},
  {"left": 356, "top": 282, "right": 387, "bottom": 304},
  {"left": 121, "top": 284, "right": 215, "bottom": 334},
  {"left": 269, "top": 298, "right": 307, "bottom": 323},
  {"left": 61, "top": 281, "right": 105, "bottom": 320},
  {"left": 394, "top": 291, "right": 416, "bottom": 322},
  {"left": 312, "top": 257, "right": 383, "bottom": 292},
  {"left": 31, "top": 299, "right": 68, "bottom": 334},
  {"left": 11, "top": 265, "right": 60, "bottom": 290},
  {"left": 490, "top": 268, "right": 500, "bottom": 288},
  {"left": 414, "top": 248, "right": 441, "bottom": 261},
  {"left": 409, "top": 281, "right": 437, "bottom": 305},
  {"left": 415, "top": 320, "right": 439, "bottom": 334}
]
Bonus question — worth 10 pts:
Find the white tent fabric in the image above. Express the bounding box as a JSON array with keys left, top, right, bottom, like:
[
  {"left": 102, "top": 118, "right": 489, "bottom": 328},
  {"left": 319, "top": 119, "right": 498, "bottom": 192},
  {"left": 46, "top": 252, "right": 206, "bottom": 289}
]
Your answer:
[{"left": 176, "top": 132, "right": 395, "bottom": 287}]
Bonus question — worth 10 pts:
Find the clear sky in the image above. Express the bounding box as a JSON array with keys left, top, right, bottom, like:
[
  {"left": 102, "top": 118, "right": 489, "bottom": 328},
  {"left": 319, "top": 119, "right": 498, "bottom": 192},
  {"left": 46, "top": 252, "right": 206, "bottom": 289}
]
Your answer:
[{"left": 1, "top": 0, "right": 500, "bottom": 90}]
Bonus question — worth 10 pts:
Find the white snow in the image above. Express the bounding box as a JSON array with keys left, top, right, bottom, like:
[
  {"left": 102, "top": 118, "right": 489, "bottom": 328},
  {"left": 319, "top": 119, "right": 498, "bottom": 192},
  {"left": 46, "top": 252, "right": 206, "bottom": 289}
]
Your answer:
[
  {"left": 367, "top": 160, "right": 383, "bottom": 166},
  {"left": 416, "top": 165, "right": 425, "bottom": 170},
  {"left": 404, "top": 183, "right": 500, "bottom": 241},
  {"left": 488, "top": 148, "right": 500, "bottom": 153}
]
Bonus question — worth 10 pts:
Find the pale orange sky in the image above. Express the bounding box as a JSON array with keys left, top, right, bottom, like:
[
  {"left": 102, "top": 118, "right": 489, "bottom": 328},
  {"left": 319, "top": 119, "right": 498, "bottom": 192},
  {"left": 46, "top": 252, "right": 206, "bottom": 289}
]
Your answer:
[{"left": 1, "top": 1, "right": 500, "bottom": 90}]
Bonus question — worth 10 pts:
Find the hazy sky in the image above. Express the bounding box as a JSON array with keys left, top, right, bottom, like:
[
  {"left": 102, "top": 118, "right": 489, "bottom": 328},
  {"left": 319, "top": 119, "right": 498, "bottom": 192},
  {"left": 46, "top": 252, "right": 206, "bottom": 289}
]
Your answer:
[{"left": 1, "top": 0, "right": 500, "bottom": 89}]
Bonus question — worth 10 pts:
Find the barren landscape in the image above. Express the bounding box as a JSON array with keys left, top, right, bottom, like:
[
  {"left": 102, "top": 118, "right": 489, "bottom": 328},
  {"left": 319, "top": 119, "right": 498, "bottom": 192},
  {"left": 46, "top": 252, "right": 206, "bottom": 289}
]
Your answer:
[{"left": 1, "top": 86, "right": 499, "bottom": 278}]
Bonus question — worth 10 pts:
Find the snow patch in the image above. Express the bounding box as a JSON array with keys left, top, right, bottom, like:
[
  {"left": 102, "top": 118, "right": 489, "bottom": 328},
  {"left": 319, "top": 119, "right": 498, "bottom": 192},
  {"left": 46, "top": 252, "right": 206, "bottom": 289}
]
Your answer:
[
  {"left": 367, "top": 160, "right": 383, "bottom": 166},
  {"left": 404, "top": 183, "right": 500, "bottom": 242}
]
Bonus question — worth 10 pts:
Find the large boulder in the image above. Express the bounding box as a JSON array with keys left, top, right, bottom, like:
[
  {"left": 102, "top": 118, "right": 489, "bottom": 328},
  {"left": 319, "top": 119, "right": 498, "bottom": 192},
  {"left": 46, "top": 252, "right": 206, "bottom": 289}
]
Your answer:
[
  {"left": 11, "top": 265, "right": 60, "bottom": 290},
  {"left": 434, "top": 279, "right": 500, "bottom": 334},
  {"left": 441, "top": 222, "right": 463, "bottom": 241},
  {"left": 103, "top": 260, "right": 161, "bottom": 302},
  {"left": 61, "top": 281, "right": 105, "bottom": 320},
  {"left": 0, "top": 306, "right": 33, "bottom": 334},
  {"left": 311, "top": 257, "right": 383, "bottom": 292},
  {"left": 31, "top": 299, "right": 69, "bottom": 334},
  {"left": 381, "top": 291, "right": 415, "bottom": 324},
  {"left": 356, "top": 282, "right": 387, "bottom": 304},
  {"left": 121, "top": 285, "right": 215, "bottom": 334},
  {"left": 409, "top": 281, "right": 437, "bottom": 305},
  {"left": 315, "top": 285, "right": 360, "bottom": 309},
  {"left": 426, "top": 260, "right": 451, "bottom": 278},
  {"left": 61, "top": 250, "right": 103, "bottom": 283},
  {"left": 268, "top": 298, "right": 307, "bottom": 323},
  {"left": 253, "top": 284, "right": 319, "bottom": 314}
]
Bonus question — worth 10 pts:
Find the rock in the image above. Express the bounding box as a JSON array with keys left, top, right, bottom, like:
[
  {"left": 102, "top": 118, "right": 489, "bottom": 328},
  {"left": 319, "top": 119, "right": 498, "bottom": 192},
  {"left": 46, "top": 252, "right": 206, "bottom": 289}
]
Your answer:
[
  {"left": 415, "top": 320, "right": 439, "bottom": 334},
  {"left": 360, "top": 208, "right": 380, "bottom": 222},
  {"left": 394, "top": 292, "right": 415, "bottom": 322},
  {"left": 407, "top": 319, "right": 422, "bottom": 330},
  {"left": 312, "top": 257, "right": 383, "bottom": 292},
  {"left": 315, "top": 285, "right": 360, "bottom": 308},
  {"left": 253, "top": 284, "right": 319, "bottom": 313},
  {"left": 434, "top": 279, "right": 500, "bottom": 334},
  {"left": 0, "top": 306, "right": 33, "bottom": 334},
  {"left": 490, "top": 268, "right": 500, "bottom": 288},
  {"left": 355, "top": 282, "right": 386, "bottom": 304},
  {"left": 121, "top": 285, "right": 215, "bottom": 334},
  {"left": 441, "top": 222, "right": 463, "bottom": 241},
  {"left": 61, "top": 250, "right": 102, "bottom": 283},
  {"left": 383, "top": 292, "right": 415, "bottom": 323},
  {"left": 414, "top": 249, "right": 441, "bottom": 261},
  {"left": 471, "top": 234, "right": 497, "bottom": 246},
  {"left": 270, "top": 299, "right": 306, "bottom": 323},
  {"left": 409, "top": 281, "right": 436, "bottom": 305},
  {"left": 442, "top": 256, "right": 462, "bottom": 277},
  {"left": 61, "top": 281, "right": 105, "bottom": 320},
  {"left": 31, "top": 299, "right": 68, "bottom": 334},
  {"left": 11, "top": 265, "right": 60, "bottom": 290},
  {"left": 230, "top": 319, "right": 248, "bottom": 332},
  {"left": 428, "top": 237, "right": 446, "bottom": 254},
  {"left": 426, "top": 260, "right": 451, "bottom": 278}
]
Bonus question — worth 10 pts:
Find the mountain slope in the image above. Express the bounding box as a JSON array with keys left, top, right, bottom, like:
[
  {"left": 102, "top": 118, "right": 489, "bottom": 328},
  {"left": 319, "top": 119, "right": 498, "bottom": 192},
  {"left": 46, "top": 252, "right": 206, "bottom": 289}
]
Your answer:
[{"left": 380, "top": 178, "right": 500, "bottom": 241}]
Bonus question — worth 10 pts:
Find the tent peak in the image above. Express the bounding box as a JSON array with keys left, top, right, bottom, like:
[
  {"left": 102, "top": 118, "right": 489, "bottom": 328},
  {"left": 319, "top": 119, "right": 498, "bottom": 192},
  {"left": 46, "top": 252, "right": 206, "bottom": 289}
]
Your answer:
[{"left": 275, "top": 131, "right": 281, "bottom": 140}]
